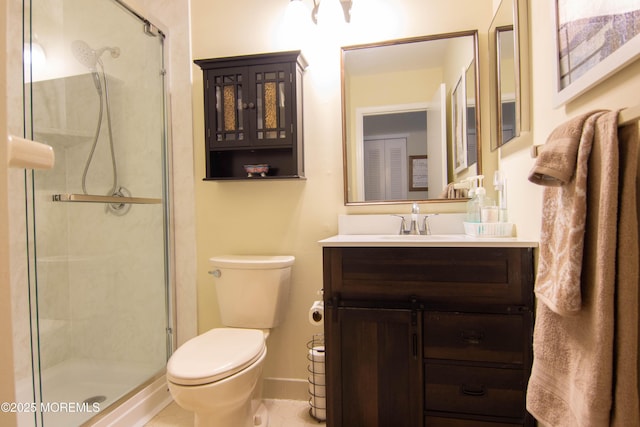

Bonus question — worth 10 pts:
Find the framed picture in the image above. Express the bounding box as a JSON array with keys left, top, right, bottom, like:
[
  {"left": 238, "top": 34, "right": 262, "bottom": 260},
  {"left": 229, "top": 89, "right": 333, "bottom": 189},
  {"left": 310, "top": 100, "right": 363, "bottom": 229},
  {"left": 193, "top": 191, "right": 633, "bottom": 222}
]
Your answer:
[
  {"left": 553, "top": 0, "right": 640, "bottom": 106},
  {"left": 452, "top": 70, "right": 467, "bottom": 174},
  {"left": 409, "top": 155, "right": 428, "bottom": 191}
]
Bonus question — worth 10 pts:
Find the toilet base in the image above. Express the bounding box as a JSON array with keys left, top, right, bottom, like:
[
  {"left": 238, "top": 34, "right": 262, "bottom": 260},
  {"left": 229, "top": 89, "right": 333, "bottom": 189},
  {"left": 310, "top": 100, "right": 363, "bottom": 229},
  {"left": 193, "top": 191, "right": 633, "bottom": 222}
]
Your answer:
[{"left": 168, "top": 349, "right": 268, "bottom": 427}]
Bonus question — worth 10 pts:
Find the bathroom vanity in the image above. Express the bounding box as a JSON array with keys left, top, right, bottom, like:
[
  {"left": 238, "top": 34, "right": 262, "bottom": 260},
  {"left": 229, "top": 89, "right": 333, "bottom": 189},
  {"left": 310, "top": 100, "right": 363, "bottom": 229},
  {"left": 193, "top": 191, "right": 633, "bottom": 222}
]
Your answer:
[{"left": 319, "top": 235, "right": 536, "bottom": 426}]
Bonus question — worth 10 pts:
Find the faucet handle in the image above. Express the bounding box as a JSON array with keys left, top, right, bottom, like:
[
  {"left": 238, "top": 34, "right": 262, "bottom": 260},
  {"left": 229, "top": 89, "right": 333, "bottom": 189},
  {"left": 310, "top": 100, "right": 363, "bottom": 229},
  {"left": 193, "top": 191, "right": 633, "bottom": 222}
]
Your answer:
[
  {"left": 392, "top": 215, "right": 409, "bottom": 235},
  {"left": 419, "top": 213, "right": 438, "bottom": 235}
]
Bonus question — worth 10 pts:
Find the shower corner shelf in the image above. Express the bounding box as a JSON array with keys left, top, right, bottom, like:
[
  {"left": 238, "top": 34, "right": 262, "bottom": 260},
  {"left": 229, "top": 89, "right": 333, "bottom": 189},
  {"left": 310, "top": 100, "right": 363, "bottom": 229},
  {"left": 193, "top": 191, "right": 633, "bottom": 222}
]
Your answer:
[
  {"left": 34, "top": 128, "right": 94, "bottom": 147},
  {"left": 52, "top": 193, "right": 161, "bottom": 204}
]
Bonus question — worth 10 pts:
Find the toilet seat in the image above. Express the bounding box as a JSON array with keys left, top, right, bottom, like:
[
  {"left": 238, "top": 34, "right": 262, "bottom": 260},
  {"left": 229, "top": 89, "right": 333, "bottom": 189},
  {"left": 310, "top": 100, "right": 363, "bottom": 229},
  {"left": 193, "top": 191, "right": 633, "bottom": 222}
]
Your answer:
[{"left": 166, "top": 328, "right": 266, "bottom": 386}]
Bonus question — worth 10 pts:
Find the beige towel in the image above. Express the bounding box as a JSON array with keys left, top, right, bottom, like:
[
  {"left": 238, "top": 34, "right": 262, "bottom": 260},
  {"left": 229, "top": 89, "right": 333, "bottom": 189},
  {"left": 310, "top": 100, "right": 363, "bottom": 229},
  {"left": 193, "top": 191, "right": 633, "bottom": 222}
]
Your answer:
[
  {"left": 526, "top": 111, "right": 640, "bottom": 427},
  {"left": 528, "top": 111, "right": 605, "bottom": 315},
  {"left": 611, "top": 123, "right": 640, "bottom": 427},
  {"left": 438, "top": 182, "right": 467, "bottom": 199}
]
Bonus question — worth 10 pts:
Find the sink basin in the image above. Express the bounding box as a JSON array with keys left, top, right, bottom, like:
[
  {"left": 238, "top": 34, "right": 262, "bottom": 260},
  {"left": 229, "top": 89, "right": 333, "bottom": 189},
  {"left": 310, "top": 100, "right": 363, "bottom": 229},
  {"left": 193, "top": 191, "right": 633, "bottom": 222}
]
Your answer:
[{"left": 380, "top": 234, "right": 467, "bottom": 241}]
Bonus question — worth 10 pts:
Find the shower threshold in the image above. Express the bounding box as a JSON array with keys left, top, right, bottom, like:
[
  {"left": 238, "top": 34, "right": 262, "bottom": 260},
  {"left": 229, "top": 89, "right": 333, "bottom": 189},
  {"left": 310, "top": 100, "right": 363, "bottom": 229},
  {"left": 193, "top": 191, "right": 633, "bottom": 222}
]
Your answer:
[
  {"left": 52, "top": 193, "right": 161, "bottom": 204},
  {"left": 15, "top": 358, "right": 159, "bottom": 427}
]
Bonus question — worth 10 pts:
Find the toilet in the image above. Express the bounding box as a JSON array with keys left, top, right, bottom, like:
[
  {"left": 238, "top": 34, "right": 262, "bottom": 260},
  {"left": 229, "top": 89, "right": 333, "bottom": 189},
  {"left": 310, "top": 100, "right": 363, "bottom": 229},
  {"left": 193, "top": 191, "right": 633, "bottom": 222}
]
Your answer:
[{"left": 166, "top": 255, "right": 295, "bottom": 427}]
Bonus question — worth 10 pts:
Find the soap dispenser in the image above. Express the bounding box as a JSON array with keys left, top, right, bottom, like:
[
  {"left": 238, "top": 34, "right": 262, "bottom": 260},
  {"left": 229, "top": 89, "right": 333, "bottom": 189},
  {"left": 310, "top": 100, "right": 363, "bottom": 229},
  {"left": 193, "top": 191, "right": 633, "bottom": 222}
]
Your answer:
[{"left": 465, "top": 175, "right": 495, "bottom": 223}]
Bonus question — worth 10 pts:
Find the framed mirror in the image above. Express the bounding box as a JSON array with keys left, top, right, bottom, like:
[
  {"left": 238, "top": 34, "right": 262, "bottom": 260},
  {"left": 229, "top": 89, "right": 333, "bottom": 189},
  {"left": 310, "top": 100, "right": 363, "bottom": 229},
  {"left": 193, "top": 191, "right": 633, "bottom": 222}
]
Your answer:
[
  {"left": 342, "top": 31, "right": 481, "bottom": 205},
  {"left": 489, "top": 0, "right": 529, "bottom": 150}
]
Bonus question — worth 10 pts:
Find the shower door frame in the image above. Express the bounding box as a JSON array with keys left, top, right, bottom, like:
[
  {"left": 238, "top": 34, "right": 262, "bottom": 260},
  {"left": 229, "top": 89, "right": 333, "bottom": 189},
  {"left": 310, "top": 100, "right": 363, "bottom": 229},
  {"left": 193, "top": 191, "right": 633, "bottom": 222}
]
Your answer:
[{"left": 22, "top": 0, "right": 176, "bottom": 424}]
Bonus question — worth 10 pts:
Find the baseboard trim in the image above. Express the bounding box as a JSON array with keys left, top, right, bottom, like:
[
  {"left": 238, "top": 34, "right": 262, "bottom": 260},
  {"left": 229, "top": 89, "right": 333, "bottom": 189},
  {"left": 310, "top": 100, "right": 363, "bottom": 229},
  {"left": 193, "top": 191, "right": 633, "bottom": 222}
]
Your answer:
[{"left": 263, "top": 377, "right": 309, "bottom": 401}]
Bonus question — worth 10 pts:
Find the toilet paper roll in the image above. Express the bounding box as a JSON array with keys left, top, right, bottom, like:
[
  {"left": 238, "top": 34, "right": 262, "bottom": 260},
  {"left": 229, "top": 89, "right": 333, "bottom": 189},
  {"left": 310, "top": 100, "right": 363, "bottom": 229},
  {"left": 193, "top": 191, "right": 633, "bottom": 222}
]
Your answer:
[
  {"left": 311, "top": 396, "right": 326, "bottom": 411},
  {"left": 309, "top": 382, "right": 326, "bottom": 397},
  {"left": 309, "top": 372, "right": 326, "bottom": 386},
  {"left": 308, "top": 300, "right": 324, "bottom": 326},
  {"left": 308, "top": 346, "right": 325, "bottom": 362},
  {"left": 311, "top": 406, "right": 326, "bottom": 421}
]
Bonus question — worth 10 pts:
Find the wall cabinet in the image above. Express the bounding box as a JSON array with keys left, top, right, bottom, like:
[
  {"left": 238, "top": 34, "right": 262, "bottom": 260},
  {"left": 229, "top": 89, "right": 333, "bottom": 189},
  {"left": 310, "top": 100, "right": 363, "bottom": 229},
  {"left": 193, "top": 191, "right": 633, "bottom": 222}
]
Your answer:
[
  {"left": 322, "top": 246, "right": 535, "bottom": 427},
  {"left": 195, "top": 51, "right": 307, "bottom": 180}
]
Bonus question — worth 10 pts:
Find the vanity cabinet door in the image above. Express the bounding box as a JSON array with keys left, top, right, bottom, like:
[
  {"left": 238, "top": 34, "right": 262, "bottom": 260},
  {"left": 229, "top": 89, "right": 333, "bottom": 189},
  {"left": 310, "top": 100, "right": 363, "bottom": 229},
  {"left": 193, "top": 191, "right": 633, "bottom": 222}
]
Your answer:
[{"left": 325, "top": 306, "right": 423, "bottom": 427}]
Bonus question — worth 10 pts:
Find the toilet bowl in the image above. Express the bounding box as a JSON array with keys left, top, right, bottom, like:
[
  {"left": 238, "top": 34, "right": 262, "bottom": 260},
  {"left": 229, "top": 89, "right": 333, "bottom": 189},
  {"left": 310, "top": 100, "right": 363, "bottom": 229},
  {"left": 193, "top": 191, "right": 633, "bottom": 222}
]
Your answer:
[
  {"left": 167, "top": 328, "right": 267, "bottom": 427},
  {"left": 166, "top": 255, "right": 294, "bottom": 427}
]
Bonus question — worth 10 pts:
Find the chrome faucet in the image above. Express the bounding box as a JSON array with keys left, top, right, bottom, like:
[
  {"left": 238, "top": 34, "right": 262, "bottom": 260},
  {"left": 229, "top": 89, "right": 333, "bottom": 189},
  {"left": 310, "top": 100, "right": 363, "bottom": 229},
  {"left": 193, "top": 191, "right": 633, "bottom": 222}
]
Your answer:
[
  {"left": 393, "top": 204, "right": 435, "bottom": 235},
  {"left": 421, "top": 215, "right": 432, "bottom": 235},
  {"left": 393, "top": 215, "right": 409, "bottom": 235},
  {"left": 408, "top": 203, "right": 420, "bottom": 235}
]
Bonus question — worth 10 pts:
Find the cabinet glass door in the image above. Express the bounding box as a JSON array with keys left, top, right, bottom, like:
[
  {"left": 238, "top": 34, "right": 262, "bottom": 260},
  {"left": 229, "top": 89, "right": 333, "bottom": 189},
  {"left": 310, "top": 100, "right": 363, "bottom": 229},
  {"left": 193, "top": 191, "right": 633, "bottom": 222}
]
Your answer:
[
  {"left": 252, "top": 63, "right": 293, "bottom": 146},
  {"left": 211, "top": 68, "right": 247, "bottom": 145}
]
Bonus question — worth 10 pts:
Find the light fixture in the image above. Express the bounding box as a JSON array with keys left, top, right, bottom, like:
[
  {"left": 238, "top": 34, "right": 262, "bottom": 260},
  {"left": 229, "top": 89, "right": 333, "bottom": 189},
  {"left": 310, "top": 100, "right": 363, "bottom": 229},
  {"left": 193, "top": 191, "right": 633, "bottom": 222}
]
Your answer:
[{"left": 290, "top": 0, "right": 352, "bottom": 25}]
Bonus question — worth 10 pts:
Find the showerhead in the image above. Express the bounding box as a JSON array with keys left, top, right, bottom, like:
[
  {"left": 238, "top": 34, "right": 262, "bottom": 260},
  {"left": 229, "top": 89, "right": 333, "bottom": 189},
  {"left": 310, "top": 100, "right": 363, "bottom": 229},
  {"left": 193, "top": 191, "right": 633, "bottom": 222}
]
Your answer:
[{"left": 71, "top": 40, "right": 120, "bottom": 71}]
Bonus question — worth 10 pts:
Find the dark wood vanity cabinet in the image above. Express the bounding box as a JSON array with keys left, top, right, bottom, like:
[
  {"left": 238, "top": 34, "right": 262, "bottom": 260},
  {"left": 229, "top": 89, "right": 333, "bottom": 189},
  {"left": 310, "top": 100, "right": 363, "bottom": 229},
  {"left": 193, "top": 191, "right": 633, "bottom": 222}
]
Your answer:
[
  {"left": 322, "top": 246, "right": 535, "bottom": 427},
  {"left": 194, "top": 51, "right": 307, "bottom": 180}
]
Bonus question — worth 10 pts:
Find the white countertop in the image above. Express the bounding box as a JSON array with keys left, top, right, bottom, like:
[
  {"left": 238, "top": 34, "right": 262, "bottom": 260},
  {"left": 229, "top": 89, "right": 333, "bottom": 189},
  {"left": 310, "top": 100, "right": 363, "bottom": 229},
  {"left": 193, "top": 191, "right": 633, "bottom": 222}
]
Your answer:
[{"left": 318, "top": 234, "right": 539, "bottom": 248}]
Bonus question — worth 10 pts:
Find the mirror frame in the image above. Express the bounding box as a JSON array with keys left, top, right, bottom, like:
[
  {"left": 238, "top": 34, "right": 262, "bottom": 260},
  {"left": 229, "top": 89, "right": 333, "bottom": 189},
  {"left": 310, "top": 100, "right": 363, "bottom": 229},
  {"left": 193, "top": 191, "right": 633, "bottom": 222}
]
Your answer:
[
  {"left": 489, "top": 0, "right": 530, "bottom": 151},
  {"left": 341, "top": 30, "right": 482, "bottom": 206}
]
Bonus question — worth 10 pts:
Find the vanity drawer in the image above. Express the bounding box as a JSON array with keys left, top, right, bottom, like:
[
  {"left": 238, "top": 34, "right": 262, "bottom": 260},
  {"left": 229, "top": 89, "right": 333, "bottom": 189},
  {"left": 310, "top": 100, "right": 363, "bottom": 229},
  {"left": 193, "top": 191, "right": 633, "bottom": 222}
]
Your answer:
[
  {"left": 323, "top": 247, "right": 533, "bottom": 306},
  {"left": 424, "top": 312, "right": 525, "bottom": 365},
  {"left": 425, "top": 364, "right": 526, "bottom": 419}
]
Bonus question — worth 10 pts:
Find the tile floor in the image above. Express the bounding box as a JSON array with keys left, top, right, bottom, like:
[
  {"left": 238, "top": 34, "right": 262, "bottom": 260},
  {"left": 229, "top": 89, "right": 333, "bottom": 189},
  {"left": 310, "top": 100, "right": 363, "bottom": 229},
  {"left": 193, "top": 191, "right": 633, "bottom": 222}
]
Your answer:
[{"left": 145, "top": 399, "right": 325, "bottom": 427}]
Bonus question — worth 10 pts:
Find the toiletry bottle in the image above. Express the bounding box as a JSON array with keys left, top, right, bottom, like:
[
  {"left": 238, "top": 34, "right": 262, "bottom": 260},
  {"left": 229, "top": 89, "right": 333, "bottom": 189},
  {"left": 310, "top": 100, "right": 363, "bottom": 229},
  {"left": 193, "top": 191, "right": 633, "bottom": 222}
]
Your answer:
[
  {"left": 465, "top": 176, "right": 482, "bottom": 222},
  {"left": 466, "top": 176, "right": 495, "bottom": 222},
  {"left": 493, "top": 170, "right": 508, "bottom": 222}
]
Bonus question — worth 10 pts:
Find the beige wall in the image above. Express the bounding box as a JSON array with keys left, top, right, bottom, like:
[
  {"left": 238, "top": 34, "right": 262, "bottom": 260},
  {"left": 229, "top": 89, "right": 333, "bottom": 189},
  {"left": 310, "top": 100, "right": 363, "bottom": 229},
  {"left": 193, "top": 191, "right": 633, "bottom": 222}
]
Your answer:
[
  {"left": 191, "top": 0, "right": 640, "bottom": 397},
  {"left": 190, "top": 0, "right": 494, "bottom": 392}
]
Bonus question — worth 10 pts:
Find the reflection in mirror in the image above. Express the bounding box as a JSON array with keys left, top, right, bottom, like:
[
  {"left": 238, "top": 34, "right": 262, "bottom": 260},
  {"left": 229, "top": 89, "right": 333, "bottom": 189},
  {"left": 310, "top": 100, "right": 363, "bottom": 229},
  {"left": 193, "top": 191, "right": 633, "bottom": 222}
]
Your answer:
[
  {"left": 498, "top": 26, "right": 516, "bottom": 144},
  {"left": 489, "top": 0, "right": 529, "bottom": 150},
  {"left": 342, "top": 31, "right": 481, "bottom": 205},
  {"left": 465, "top": 60, "right": 478, "bottom": 168}
]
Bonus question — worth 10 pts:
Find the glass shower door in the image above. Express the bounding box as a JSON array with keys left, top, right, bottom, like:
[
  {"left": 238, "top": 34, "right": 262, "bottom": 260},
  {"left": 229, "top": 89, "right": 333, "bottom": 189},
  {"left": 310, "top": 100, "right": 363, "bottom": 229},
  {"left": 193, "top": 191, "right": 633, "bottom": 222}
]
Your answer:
[{"left": 24, "top": 0, "right": 171, "bottom": 425}]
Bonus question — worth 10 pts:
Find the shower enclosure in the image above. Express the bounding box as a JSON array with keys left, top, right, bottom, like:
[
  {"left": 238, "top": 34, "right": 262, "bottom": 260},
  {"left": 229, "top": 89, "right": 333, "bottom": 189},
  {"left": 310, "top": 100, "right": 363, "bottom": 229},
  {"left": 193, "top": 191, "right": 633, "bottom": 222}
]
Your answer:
[{"left": 20, "top": 0, "right": 172, "bottom": 425}]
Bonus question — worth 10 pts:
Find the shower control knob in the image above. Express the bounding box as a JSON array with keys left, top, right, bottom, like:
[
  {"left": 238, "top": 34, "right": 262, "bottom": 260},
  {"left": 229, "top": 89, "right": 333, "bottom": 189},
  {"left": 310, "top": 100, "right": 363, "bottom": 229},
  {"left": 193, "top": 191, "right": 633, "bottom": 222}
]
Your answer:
[{"left": 208, "top": 269, "right": 221, "bottom": 278}]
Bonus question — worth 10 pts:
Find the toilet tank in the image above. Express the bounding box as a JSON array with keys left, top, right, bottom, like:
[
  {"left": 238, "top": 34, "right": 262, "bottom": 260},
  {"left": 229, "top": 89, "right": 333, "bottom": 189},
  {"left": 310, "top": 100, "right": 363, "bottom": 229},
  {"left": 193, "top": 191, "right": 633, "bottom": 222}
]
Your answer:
[{"left": 209, "top": 255, "right": 295, "bottom": 329}]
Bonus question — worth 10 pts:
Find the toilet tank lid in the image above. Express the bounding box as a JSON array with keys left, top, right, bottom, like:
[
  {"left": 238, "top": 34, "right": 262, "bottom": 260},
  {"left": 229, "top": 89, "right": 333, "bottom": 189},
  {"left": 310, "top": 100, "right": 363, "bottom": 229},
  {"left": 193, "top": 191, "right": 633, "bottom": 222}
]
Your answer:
[
  {"left": 209, "top": 255, "right": 295, "bottom": 269},
  {"left": 166, "top": 328, "right": 265, "bottom": 386}
]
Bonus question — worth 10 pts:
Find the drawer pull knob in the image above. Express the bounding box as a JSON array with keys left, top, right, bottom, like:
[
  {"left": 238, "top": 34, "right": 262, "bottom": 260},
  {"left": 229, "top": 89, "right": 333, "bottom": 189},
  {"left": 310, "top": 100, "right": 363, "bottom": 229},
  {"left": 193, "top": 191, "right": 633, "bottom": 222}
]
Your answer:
[
  {"left": 461, "top": 330, "right": 484, "bottom": 344},
  {"left": 461, "top": 384, "right": 486, "bottom": 397}
]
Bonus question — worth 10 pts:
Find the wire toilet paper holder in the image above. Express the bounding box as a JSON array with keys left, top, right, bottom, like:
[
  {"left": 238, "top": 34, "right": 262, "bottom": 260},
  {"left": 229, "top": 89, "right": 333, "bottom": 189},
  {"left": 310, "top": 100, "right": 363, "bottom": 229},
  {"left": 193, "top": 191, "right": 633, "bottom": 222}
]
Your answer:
[{"left": 307, "top": 333, "right": 326, "bottom": 422}]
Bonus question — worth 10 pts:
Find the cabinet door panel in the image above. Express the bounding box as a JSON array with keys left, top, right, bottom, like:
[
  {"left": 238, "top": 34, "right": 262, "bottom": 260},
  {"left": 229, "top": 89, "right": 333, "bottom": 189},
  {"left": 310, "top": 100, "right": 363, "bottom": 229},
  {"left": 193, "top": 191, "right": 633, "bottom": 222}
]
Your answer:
[
  {"left": 326, "top": 307, "right": 423, "bottom": 427},
  {"left": 205, "top": 67, "right": 249, "bottom": 148},
  {"left": 249, "top": 62, "right": 294, "bottom": 147},
  {"left": 424, "top": 312, "right": 525, "bottom": 365}
]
